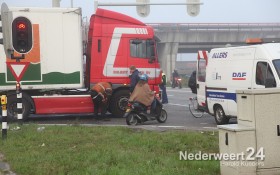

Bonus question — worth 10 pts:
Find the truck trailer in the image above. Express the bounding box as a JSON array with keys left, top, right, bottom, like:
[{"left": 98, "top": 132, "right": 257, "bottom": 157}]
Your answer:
[
  {"left": 195, "top": 39, "right": 280, "bottom": 124},
  {"left": 0, "top": 3, "right": 161, "bottom": 120}
]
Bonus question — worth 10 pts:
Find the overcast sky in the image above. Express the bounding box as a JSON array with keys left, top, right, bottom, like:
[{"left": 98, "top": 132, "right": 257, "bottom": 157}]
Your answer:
[
  {"left": 1, "top": 0, "right": 279, "bottom": 61},
  {"left": 1, "top": 0, "right": 279, "bottom": 23}
]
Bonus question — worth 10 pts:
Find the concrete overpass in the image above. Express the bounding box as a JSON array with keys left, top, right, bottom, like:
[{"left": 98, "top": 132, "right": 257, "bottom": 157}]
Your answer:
[{"left": 149, "top": 23, "right": 280, "bottom": 77}]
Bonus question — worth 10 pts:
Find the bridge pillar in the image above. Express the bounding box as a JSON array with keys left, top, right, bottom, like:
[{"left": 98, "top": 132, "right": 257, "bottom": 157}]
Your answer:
[{"left": 158, "top": 42, "right": 178, "bottom": 81}]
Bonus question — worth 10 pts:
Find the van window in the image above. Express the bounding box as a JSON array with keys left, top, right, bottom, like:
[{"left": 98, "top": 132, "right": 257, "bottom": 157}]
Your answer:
[
  {"left": 130, "top": 39, "right": 153, "bottom": 59},
  {"left": 255, "top": 62, "right": 276, "bottom": 86},
  {"left": 197, "top": 58, "right": 206, "bottom": 82},
  {"left": 272, "top": 59, "right": 280, "bottom": 79}
]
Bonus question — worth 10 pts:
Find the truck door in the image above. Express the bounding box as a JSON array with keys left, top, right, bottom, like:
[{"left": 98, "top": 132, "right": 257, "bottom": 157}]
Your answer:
[{"left": 196, "top": 51, "right": 208, "bottom": 108}]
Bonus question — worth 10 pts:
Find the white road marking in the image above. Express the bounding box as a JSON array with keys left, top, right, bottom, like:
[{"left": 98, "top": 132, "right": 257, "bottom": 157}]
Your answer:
[
  {"left": 167, "top": 89, "right": 192, "bottom": 93},
  {"left": 203, "top": 127, "right": 218, "bottom": 130},
  {"left": 157, "top": 125, "right": 186, "bottom": 128},
  {"left": 167, "top": 103, "right": 188, "bottom": 107}
]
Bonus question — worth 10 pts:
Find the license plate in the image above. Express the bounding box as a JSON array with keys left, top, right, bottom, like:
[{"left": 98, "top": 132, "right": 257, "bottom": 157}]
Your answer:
[{"left": 126, "top": 108, "right": 131, "bottom": 112}]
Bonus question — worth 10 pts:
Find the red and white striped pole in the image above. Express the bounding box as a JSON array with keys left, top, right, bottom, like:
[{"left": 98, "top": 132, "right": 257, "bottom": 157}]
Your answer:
[
  {"left": 1, "top": 95, "right": 8, "bottom": 140},
  {"left": 16, "top": 82, "right": 23, "bottom": 125}
]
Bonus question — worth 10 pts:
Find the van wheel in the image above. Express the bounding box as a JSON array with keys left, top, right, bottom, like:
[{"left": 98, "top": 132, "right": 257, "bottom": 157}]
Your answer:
[
  {"left": 7, "top": 95, "right": 31, "bottom": 122},
  {"left": 109, "top": 89, "right": 130, "bottom": 117},
  {"left": 214, "top": 105, "right": 229, "bottom": 125}
]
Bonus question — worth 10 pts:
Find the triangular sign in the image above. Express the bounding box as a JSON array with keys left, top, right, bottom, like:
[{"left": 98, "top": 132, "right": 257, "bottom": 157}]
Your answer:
[{"left": 6, "top": 62, "right": 30, "bottom": 82}]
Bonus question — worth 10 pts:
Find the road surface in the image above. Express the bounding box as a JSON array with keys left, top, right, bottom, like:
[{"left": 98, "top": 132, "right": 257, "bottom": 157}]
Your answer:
[{"left": 22, "top": 87, "right": 237, "bottom": 130}]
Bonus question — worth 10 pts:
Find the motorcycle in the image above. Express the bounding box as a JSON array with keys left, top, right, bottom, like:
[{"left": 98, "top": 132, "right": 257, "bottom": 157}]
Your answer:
[
  {"left": 124, "top": 98, "right": 168, "bottom": 125},
  {"left": 172, "top": 77, "right": 182, "bottom": 89}
]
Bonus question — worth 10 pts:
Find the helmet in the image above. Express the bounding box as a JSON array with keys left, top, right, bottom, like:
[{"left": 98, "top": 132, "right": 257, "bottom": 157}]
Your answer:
[{"left": 139, "top": 74, "right": 148, "bottom": 81}]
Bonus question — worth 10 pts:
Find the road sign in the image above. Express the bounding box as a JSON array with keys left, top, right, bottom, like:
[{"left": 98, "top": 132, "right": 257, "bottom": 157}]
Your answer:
[
  {"left": 136, "top": 0, "right": 150, "bottom": 17},
  {"left": 6, "top": 62, "right": 30, "bottom": 82},
  {"left": 187, "top": 0, "right": 200, "bottom": 17}
]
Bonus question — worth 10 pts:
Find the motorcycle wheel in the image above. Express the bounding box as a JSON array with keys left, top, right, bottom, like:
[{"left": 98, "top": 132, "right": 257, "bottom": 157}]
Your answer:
[
  {"left": 126, "top": 113, "right": 139, "bottom": 125},
  {"left": 156, "top": 109, "right": 167, "bottom": 123}
]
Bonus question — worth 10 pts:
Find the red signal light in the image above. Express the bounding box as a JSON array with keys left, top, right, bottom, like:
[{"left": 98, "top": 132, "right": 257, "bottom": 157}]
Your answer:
[
  {"left": 12, "top": 17, "right": 33, "bottom": 53},
  {"left": 17, "top": 22, "right": 26, "bottom": 30}
]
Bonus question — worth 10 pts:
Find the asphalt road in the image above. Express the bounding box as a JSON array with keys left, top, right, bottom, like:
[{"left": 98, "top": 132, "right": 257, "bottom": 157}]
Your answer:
[{"left": 22, "top": 87, "right": 237, "bottom": 131}]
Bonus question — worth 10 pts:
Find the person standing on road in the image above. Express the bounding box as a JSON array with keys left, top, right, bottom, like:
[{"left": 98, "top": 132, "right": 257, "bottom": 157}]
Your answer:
[
  {"left": 159, "top": 72, "right": 168, "bottom": 104},
  {"left": 129, "top": 65, "right": 140, "bottom": 93},
  {"left": 91, "top": 82, "right": 113, "bottom": 117},
  {"left": 188, "top": 70, "right": 197, "bottom": 94}
]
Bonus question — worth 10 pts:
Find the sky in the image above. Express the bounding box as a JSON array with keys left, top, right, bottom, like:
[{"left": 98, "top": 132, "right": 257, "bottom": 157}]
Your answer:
[
  {"left": 0, "top": 0, "right": 279, "bottom": 23},
  {"left": 1, "top": 0, "right": 279, "bottom": 61}
]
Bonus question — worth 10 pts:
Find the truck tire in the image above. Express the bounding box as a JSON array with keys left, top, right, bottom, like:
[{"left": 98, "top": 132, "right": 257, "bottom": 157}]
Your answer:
[
  {"left": 7, "top": 94, "right": 31, "bottom": 122},
  {"left": 214, "top": 105, "right": 229, "bottom": 125},
  {"left": 109, "top": 89, "right": 130, "bottom": 117}
]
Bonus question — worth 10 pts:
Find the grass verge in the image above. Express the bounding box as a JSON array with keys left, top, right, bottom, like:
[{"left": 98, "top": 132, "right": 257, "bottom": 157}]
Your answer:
[{"left": 0, "top": 125, "right": 220, "bottom": 175}]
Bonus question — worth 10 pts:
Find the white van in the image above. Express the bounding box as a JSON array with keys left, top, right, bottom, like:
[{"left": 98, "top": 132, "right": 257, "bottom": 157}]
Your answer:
[{"left": 196, "top": 40, "right": 280, "bottom": 124}]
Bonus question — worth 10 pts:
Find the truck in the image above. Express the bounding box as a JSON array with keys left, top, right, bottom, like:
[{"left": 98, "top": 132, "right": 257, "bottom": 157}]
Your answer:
[
  {"left": 0, "top": 3, "right": 161, "bottom": 120},
  {"left": 195, "top": 38, "right": 280, "bottom": 125}
]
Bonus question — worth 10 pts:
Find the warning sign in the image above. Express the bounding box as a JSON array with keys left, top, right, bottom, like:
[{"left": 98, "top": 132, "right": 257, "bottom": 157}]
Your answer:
[{"left": 6, "top": 62, "right": 30, "bottom": 82}]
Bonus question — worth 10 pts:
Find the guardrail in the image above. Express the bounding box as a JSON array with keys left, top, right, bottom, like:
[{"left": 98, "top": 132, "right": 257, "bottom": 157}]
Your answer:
[{"left": 147, "top": 23, "right": 280, "bottom": 32}]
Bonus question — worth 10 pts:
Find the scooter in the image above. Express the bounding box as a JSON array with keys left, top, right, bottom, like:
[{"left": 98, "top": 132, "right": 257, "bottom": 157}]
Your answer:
[
  {"left": 124, "top": 98, "right": 167, "bottom": 125},
  {"left": 172, "top": 77, "right": 182, "bottom": 89}
]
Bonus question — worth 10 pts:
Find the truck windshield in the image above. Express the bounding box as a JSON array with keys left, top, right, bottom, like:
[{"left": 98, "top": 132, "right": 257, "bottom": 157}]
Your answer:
[
  {"left": 273, "top": 59, "right": 280, "bottom": 79},
  {"left": 130, "top": 39, "right": 154, "bottom": 59}
]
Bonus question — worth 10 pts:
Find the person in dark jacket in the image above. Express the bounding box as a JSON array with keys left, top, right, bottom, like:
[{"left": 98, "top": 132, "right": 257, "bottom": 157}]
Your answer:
[
  {"left": 129, "top": 65, "right": 140, "bottom": 93},
  {"left": 172, "top": 69, "right": 180, "bottom": 86},
  {"left": 188, "top": 71, "right": 197, "bottom": 94},
  {"left": 159, "top": 72, "right": 168, "bottom": 104}
]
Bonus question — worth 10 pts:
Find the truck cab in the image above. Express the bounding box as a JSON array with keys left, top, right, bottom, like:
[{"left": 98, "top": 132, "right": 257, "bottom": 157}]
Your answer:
[{"left": 86, "top": 8, "right": 161, "bottom": 116}]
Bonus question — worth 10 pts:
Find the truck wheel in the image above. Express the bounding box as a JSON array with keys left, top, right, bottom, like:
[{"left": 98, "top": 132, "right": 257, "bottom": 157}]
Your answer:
[
  {"left": 109, "top": 89, "right": 130, "bottom": 117},
  {"left": 214, "top": 105, "right": 229, "bottom": 125},
  {"left": 7, "top": 95, "right": 31, "bottom": 122}
]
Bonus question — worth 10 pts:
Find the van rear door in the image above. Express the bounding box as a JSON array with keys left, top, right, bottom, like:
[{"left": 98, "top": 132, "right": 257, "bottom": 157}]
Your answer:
[{"left": 196, "top": 51, "right": 208, "bottom": 108}]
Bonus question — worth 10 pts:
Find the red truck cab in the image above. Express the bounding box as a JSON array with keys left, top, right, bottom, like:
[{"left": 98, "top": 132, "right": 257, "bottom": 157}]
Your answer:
[{"left": 85, "top": 8, "right": 161, "bottom": 116}]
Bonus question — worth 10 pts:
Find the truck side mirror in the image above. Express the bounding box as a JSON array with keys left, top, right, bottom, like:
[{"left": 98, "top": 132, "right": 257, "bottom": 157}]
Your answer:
[
  {"left": 149, "top": 40, "right": 155, "bottom": 46},
  {"left": 265, "top": 78, "right": 276, "bottom": 88}
]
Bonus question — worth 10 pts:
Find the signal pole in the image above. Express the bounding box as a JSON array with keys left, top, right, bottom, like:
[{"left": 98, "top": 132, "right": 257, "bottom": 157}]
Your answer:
[{"left": 1, "top": 95, "right": 8, "bottom": 140}]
